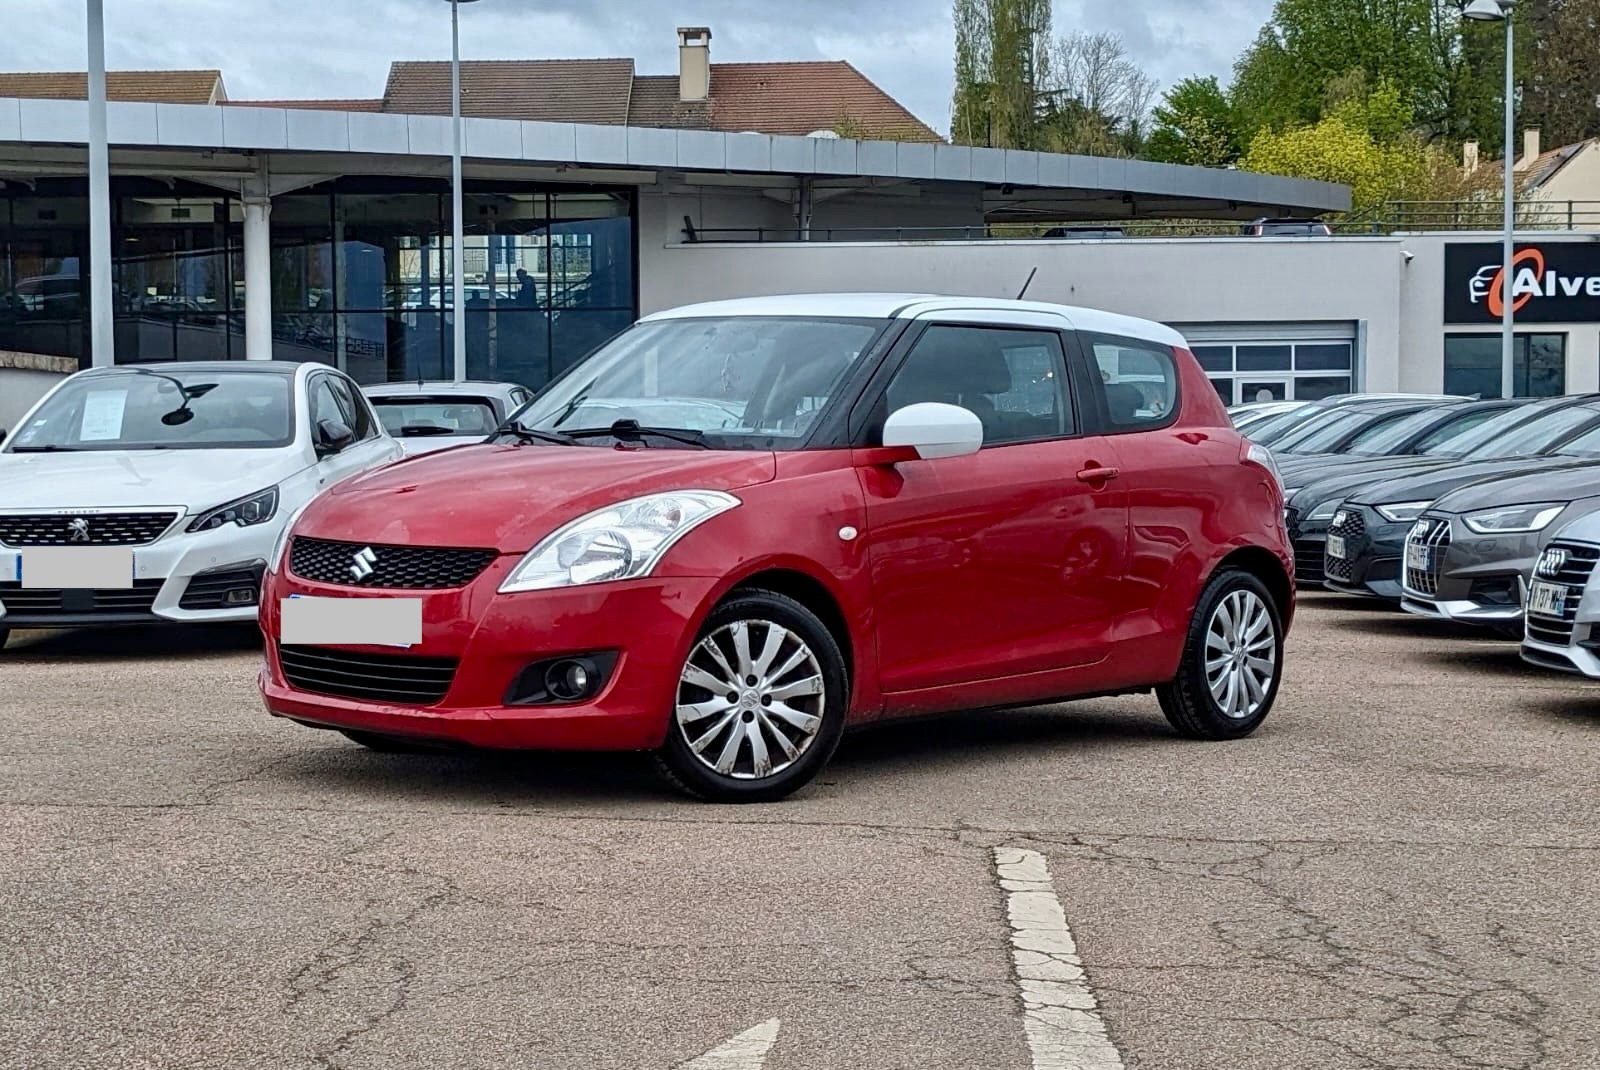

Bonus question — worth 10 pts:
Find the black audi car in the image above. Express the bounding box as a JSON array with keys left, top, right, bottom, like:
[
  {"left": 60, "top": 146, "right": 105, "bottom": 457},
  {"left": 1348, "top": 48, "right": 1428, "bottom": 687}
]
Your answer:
[
  {"left": 1325, "top": 397, "right": 1600, "bottom": 600},
  {"left": 1276, "top": 399, "right": 1517, "bottom": 487},
  {"left": 1280, "top": 400, "right": 1530, "bottom": 584}
]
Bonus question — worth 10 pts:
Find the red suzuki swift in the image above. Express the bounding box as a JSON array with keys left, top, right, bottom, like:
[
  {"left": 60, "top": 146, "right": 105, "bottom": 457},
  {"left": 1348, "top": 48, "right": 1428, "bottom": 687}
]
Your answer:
[{"left": 259, "top": 294, "right": 1294, "bottom": 802}]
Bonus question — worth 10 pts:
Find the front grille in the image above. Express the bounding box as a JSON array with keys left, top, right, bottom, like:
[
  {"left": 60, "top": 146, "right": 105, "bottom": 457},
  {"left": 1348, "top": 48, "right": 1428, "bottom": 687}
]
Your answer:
[
  {"left": 0, "top": 580, "right": 163, "bottom": 617},
  {"left": 289, "top": 537, "right": 497, "bottom": 591},
  {"left": 1325, "top": 508, "right": 1367, "bottom": 583},
  {"left": 1403, "top": 517, "right": 1452, "bottom": 598},
  {"left": 278, "top": 645, "right": 459, "bottom": 705},
  {"left": 179, "top": 564, "right": 265, "bottom": 610},
  {"left": 1526, "top": 541, "right": 1600, "bottom": 646},
  {"left": 1284, "top": 507, "right": 1301, "bottom": 542},
  {"left": 0, "top": 511, "right": 178, "bottom": 547}
]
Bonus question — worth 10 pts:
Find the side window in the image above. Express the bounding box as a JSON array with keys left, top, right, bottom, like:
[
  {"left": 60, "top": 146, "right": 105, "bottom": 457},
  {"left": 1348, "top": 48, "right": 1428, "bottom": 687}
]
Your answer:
[
  {"left": 307, "top": 377, "right": 343, "bottom": 432},
  {"left": 1084, "top": 334, "right": 1180, "bottom": 430},
  {"left": 1414, "top": 409, "right": 1496, "bottom": 452},
  {"left": 327, "top": 376, "right": 376, "bottom": 439},
  {"left": 882, "top": 325, "right": 1072, "bottom": 447}
]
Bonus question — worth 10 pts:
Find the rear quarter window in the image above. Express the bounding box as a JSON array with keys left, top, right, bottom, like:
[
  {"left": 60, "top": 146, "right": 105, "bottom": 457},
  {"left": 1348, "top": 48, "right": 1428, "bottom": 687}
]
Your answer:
[{"left": 1082, "top": 333, "right": 1181, "bottom": 431}]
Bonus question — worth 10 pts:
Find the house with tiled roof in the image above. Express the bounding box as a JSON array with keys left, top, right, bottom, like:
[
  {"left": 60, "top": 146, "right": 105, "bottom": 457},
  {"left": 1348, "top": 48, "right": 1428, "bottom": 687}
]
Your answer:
[
  {"left": 1469, "top": 128, "right": 1600, "bottom": 229},
  {"left": 0, "top": 69, "right": 226, "bottom": 105}
]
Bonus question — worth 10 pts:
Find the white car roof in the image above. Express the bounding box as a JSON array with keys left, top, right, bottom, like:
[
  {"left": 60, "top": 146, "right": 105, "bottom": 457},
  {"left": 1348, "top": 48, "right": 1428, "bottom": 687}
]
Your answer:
[{"left": 642, "top": 293, "right": 1189, "bottom": 349}]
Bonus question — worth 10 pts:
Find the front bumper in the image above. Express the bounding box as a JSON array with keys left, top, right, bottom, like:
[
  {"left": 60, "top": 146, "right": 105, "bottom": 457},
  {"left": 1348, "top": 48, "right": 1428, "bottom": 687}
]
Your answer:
[
  {"left": 1285, "top": 507, "right": 1331, "bottom": 585},
  {"left": 258, "top": 561, "right": 721, "bottom": 752},
  {"left": 0, "top": 521, "right": 278, "bottom": 628},
  {"left": 1323, "top": 506, "right": 1408, "bottom": 600},
  {"left": 1399, "top": 514, "right": 1536, "bottom": 626}
]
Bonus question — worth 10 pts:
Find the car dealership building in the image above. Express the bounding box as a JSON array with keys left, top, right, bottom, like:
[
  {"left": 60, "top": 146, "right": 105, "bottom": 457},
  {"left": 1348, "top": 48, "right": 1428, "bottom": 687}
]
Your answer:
[{"left": 3, "top": 45, "right": 1600, "bottom": 407}]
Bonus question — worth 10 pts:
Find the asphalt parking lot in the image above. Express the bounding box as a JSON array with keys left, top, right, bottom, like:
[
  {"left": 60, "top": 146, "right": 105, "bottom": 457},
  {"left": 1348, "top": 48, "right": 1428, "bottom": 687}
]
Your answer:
[{"left": 4, "top": 593, "right": 1600, "bottom": 1070}]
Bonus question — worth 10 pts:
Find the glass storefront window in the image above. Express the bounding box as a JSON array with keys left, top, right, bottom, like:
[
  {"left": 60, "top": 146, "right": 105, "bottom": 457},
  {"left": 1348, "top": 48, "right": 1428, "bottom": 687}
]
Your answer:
[{"left": 1444, "top": 334, "right": 1567, "bottom": 398}]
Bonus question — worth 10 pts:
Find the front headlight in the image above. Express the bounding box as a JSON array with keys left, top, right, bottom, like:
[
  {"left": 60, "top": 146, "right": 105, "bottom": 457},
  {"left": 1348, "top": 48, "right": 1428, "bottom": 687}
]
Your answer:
[
  {"left": 1375, "top": 501, "right": 1432, "bottom": 524},
  {"left": 499, "top": 490, "right": 741, "bottom": 594},
  {"left": 1462, "top": 502, "right": 1566, "bottom": 535},
  {"left": 1308, "top": 498, "right": 1343, "bottom": 521},
  {"left": 186, "top": 486, "right": 279, "bottom": 533}
]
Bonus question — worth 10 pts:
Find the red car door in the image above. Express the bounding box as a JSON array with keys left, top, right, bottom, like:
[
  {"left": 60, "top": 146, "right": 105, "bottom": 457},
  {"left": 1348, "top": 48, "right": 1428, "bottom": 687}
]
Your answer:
[{"left": 857, "top": 316, "right": 1129, "bottom": 701}]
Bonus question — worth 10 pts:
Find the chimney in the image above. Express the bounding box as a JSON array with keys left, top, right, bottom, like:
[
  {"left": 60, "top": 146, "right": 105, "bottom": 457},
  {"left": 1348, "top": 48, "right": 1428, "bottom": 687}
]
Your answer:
[
  {"left": 678, "top": 26, "right": 711, "bottom": 103},
  {"left": 1464, "top": 140, "right": 1480, "bottom": 174},
  {"left": 1521, "top": 128, "right": 1541, "bottom": 168}
]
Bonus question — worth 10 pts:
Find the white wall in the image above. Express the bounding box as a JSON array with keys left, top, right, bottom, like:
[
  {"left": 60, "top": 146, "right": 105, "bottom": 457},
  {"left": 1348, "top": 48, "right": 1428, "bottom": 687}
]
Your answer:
[{"left": 640, "top": 232, "right": 1408, "bottom": 390}]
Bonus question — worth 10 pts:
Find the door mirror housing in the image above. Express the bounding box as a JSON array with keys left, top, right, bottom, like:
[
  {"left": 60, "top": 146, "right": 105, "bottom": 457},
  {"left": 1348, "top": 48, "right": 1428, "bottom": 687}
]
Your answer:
[
  {"left": 314, "top": 418, "right": 356, "bottom": 457},
  {"left": 881, "top": 402, "right": 984, "bottom": 460}
]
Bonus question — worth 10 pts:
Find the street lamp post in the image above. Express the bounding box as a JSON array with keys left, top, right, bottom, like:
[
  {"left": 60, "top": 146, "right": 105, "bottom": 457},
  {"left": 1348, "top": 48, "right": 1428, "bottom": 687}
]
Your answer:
[
  {"left": 444, "top": 0, "right": 482, "bottom": 382},
  {"left": 1465, "top": 0, "right": 1517, "bottom": 400},
  {"left": 85, "top": 0, "right": 113, "bottom": 368}
]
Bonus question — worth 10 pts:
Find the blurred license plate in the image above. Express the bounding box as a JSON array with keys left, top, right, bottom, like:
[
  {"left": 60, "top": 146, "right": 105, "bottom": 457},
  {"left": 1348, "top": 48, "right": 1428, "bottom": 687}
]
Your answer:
[
  {"left": 280, "top": 595, "right": 421, "bottom": 648},
  {"left": 1404, "top": 543, "right": 1430, "bottom": 572},
  {"left": 19, "top": 547, "right": 133, "bottom": 589},
  {"left": 1528, "top": 581, "right": 1567, "bottom": 618},
  {"left": 1326, "top": 534, "right": 1347, "bottom": 560}
]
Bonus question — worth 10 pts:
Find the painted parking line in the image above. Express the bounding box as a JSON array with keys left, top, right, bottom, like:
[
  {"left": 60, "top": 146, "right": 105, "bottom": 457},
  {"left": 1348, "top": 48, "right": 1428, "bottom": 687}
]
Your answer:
[
  {"left": 994, "top": 847, "right": 1126, "bottom": 1070},
  {"left": 677, "top": 1018, "right": 781, "bottom": 1069}
]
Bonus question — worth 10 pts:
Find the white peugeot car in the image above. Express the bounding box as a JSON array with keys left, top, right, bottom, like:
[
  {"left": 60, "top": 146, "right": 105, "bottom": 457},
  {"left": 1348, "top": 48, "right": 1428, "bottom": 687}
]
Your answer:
[{"left": 0, "top": 361, "right": 402, "bottom": 648}]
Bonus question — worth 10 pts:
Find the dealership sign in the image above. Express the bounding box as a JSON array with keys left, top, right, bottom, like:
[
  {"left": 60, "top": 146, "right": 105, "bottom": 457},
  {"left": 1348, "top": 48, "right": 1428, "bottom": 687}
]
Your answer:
[{"left": 1445, "top": 242, "right": 1600, "bottom": 324}]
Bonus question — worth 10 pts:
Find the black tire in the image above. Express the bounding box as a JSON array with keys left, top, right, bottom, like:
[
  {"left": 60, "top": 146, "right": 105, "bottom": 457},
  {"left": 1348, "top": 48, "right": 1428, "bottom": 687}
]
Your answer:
[
  {"left": 1157, "top": 568, "right": 1284, "bottom": 740},
  {"left": 655, "top": 590, "right": 849, "bottom": 803},
  {"left": 0, "top": 627, "right": 9, "bottom": 651},
  {"left": 339, "top": 729, "right": 441, "bottom": 754}
]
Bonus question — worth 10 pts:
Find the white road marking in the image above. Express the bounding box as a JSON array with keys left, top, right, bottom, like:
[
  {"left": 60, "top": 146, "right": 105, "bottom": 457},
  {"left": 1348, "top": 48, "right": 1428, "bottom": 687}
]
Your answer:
[
  {"left": 677, "top": 1018, "right": 781, "bottom": 1070},
  {"left": 994, "top": 847, "right": 1127, "bottom": 1070}
]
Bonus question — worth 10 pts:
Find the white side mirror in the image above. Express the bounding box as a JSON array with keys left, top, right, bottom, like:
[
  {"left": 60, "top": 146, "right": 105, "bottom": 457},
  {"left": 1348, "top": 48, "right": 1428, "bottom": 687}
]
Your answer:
[{"left": 882, "top": 402, "right": 984, "bottom": 460}]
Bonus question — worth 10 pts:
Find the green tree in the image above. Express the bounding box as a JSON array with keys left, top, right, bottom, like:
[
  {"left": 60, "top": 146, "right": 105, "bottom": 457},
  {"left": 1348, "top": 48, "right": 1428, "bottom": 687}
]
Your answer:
[
  {"left": 951, "top": 0, "right": 1053, "bottom": 148},
  {"left": 1146, "top": 76, "right": 1240, "bottom": 166},
  {"left": 1521, "top": 0, "right": 1600, "bottom": 148}
]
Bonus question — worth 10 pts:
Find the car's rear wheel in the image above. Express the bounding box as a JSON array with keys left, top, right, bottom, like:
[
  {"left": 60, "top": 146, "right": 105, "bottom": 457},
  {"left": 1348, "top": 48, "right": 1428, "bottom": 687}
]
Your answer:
[
  {"left": 656, "top": 590, "right": 848, "bottom": 803},
  {"left": 1157, "top": 569, "right": 1283, "bottom": 740},
  {"left": 339, "top": 729, "right": 442, "bottom": 754}
]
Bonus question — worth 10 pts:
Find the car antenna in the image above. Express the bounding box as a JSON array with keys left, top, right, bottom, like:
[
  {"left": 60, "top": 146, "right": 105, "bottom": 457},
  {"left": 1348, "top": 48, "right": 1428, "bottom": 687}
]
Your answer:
[{"left": 1016, "top": 267, "right": 1038, "bottom": 300}]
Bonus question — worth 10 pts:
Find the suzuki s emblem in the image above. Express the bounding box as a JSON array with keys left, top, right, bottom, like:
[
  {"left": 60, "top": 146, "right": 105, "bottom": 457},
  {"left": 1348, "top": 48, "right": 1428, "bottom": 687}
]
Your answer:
[
  {"left": 66, "top": 518, "right": 91, "bottom": 543},
  {"left": 350, "top": 546, "right": 378, "bottom": 581},
  {"left": 1536, "top": 547, "right": 1569, "bottom": 579}
]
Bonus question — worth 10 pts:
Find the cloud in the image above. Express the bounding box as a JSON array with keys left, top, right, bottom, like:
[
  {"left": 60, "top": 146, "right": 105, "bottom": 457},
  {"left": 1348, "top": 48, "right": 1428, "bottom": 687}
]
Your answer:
[{"left": 1, "top": 0, "right": 1275, "bottom": 134}]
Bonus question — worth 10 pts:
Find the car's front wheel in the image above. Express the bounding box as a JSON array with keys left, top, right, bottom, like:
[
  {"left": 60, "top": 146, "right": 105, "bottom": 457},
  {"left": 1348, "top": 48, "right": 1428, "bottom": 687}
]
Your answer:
[
  {"left": 656, "top": 590, "right": 849, "bottom": 803},
  {"left": 1157, "top": 569, "right": 1284, "bottom": 740}
]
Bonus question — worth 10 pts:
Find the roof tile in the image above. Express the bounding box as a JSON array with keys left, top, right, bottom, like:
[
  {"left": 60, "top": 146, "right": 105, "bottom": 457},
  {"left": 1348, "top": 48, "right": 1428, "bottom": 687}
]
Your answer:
[
  {"left": 383, "top": 59, "right": 635, "bottom": 125},
  {"left": 0, "top": 70, "right": 223, "bottom": 105}
]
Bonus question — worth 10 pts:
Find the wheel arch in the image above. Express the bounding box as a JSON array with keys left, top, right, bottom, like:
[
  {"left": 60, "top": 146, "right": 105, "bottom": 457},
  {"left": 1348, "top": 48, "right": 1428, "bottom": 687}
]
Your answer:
[
  {"left": 1212, "top": 545, "right": 1295, "bottom": 631},
  {"left": 726, "top": 567, "right": 856, "bottom": 686}
]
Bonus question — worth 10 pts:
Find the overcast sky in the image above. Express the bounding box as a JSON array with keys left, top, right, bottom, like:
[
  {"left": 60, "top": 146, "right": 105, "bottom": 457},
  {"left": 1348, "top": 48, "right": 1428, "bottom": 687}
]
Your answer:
[{"left": 3, "top": 0, "right": 1275, "bottom": 135}]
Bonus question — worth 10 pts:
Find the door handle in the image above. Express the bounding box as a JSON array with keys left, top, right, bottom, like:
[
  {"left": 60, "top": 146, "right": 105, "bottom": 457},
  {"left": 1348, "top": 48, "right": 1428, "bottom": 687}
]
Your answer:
[{"left": 1076, "top": 465, "right": 1120, "bottom": 484}]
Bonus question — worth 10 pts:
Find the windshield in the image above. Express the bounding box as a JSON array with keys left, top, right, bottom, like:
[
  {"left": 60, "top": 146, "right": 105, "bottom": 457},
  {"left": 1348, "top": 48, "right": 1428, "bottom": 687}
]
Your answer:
[
  {"left": 1462, "top": 406, "right": 1598, "bottom": 460},
  {"left": 1246, "top": 404, "right": 1329, "bottom": 445},
  {"left": 1427, "top": 402, "right": 1544, "bottom": 457},
  {"left": 372, "top": 397, "right": 498, "bottom": 438},
  {"left": 1543, "top": 419, "right": 1600, "bottom": 457},
  {"left": 1346, "top": 408, "right": 1445, "bottom": 454},
  {"left": 4, "top": 368, "right": 294, "bottom": 451},
  {"left": 1277, "top": 410, "right": 1374, "bottom": 454},
  {"left": 514, "top": 316, "right": 886, "bottom": 448}
]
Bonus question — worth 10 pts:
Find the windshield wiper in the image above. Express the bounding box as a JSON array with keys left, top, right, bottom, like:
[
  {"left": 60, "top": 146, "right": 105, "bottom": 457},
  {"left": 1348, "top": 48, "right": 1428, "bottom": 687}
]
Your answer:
[
  {"left": 565, "top": 420, "right": 709, "bottom": 449},
  {"left": 487, "top": 422, "right": 578, "bottom": 447},
  {"left": 9, "top": 445, "right": 82, "bottom": 453}
]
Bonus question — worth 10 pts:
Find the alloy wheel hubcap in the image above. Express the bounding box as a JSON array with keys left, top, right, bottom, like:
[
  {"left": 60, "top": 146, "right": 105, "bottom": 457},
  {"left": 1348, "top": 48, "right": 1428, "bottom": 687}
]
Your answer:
[
  {"left": 1203, "top": 590, "right": 1276, "bottom": 720},
  {"left": 675, "top": 620, "right": 826, "bottom": 780}
]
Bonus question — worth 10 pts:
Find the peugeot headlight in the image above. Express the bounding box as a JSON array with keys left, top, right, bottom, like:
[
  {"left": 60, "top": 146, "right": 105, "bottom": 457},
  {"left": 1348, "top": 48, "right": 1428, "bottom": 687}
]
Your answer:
[
  {"left": 1308, "top": 498, "right": 1344, "bottom": 521},
  {"left": 1375, "top": 501, "right": 1432, "bottom": 523},
  {"left": 187, "top": 486, "right": 279, "bottom": 533},
  {"left": 500, "top": 490, "right": 740, "bottom": 593},
  {"left": 1462, "top": 502, "right": 1566, "bottom": 535}
]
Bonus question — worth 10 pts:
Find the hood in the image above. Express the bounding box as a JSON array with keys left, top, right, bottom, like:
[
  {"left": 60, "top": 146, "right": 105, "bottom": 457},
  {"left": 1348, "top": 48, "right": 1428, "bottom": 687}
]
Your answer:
[
  {"left": 300, "top": 443, "right": 778, "bottom": 552},
  {"left": 1349, "top": 456, "right": 1594, "bottom": 508},
  {"left": 1549, "top": 504, "right": 1600, "bottom": 547},
  {"left": 0, "top": 448, "right": 308, "bottom": 511},
  {"left": 1430, "top": 460, "right": 1600, "bottom": 514},
  {"left": 1289, "top": 458, "right": 1460, "bottom": 511}
]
